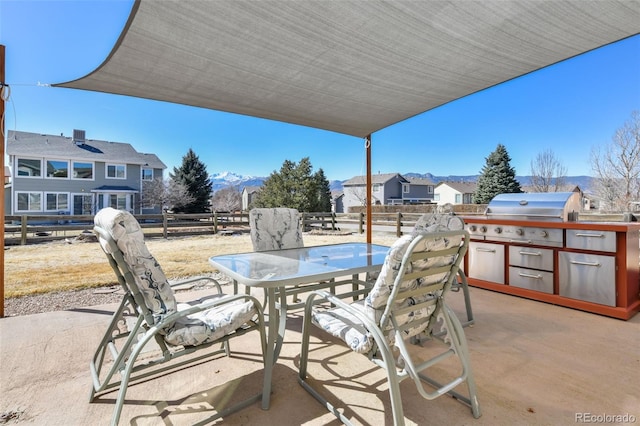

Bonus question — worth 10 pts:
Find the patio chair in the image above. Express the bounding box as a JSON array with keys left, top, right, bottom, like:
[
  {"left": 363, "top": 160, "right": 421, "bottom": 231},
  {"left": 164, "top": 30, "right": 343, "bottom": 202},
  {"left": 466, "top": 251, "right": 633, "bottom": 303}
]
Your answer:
[
  {"left": 250, "top": 208, "right": 352, "bottom": 310},
  {"left": 413, "top": 212, "right": 475, "bottom": 326},
  {"left": 298, "top": 228, "right": 481, "bottom": 425},
  {"left": 90, "top": 207, "right": 267, "bottom": 425}
]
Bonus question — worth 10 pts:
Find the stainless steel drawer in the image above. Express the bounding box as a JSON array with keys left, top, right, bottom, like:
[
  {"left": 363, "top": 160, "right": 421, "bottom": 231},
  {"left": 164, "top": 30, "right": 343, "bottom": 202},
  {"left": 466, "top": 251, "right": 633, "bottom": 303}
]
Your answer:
[
  {"left": 558, "top": 252, "right": 616, "bottom": 306},
  {"left": 509, "top": 246, "right": 553, "bottom": 271},
  {"left": 566, "top": 229, "right": 616, "bottom": 253},
  {"left": 509, "top": 267, "right": 554, "bottom": 294},
  {"left": 468, "top": 242, "right": 504, "bottom": 284}
]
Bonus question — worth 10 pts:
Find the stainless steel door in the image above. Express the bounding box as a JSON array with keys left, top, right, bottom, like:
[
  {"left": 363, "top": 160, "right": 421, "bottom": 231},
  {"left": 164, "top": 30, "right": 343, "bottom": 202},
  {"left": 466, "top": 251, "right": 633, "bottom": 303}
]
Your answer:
[
  {"left": 509, "top": 267, "right": 554, "bottom": 294},
  {"left": 509, "top": 246, "right": 553, "bottom": 271},
  {"left": 558, "top": 252, "right": 616, "bottom": 306},
  {"left": 468, "top": 242, "right": 505, "bottom": 284}
]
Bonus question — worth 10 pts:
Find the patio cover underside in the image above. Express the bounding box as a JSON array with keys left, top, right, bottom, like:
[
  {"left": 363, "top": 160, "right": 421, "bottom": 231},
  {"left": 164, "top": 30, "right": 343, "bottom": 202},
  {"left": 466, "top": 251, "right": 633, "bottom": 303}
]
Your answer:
[{"left": 55, "top": 0, "right": 640, "bottom": 138}]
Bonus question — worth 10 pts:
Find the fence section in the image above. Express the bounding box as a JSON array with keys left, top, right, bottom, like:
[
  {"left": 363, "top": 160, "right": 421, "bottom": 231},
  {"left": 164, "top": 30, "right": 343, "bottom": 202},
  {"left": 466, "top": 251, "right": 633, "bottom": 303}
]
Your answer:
[{"left": 4, "top": 210, "right": 627, "bottom": 246}]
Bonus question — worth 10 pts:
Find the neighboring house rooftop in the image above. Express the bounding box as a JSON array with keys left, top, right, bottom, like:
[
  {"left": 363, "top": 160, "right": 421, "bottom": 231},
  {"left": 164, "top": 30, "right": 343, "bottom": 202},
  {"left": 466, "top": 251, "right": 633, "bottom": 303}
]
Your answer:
[
  {"left": 6, "top": 130, "right": 167, "bottom": 168},
  {"left": 436, "top": 181, "right": 478, "bottom": 193},
  {"left": 343, "top": 173, "right": 406, "bottom": 186},
  {"left": 242, "top": 186, "right": 262, "bottom": 194},
  {"left": 406, "top": 177, "right": 436, "bottom": 185}
]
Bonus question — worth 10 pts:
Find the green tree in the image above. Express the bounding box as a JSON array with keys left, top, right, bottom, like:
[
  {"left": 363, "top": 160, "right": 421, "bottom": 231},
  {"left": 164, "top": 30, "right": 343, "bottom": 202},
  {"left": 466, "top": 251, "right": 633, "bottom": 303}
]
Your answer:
[
  {"left": 313, "top": 168, "right": 333, "bottom": 212},
  {"left": 254, "top": 157, "right": 332, "bottom": 212},
  {"left": 169, "top": 148, "right": 213, "bottom": 213},
  {"left": 474, "top": 144, "right": 522, "bottom": 204}
]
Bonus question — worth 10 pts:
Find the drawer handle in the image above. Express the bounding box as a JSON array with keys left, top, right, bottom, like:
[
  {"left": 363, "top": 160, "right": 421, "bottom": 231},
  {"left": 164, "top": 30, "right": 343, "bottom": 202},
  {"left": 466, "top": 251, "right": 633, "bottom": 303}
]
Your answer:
[
  {"left": 519, "top": 251, "right": 541, "bottom": 256},
  {"left": 510, "top": 239, "right": 533, "bottom": 244},
  {"left": 476, "top": 247, "right": 496, "bottom": 253},
  {"left": 570, "top": 260, "right": 601, "bottom": 267},
  {"left": 575, "top": 233, "right": 605, "bottom": 238},
  {"left": 519, "top": 272, "right": 542, "bottom": 279}
]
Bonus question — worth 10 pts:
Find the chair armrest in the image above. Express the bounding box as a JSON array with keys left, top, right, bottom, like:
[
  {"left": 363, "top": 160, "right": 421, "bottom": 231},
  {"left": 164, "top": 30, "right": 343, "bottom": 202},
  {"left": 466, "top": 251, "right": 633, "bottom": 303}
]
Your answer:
[
  {"left": 159, "top": 293, "right": 264, "bottom": 327},
  {"left": 304, "top": 290, "right": 389, "bottom": 358},
  {"left": 169, "top": 276, "right": 223, "bottom": 294},
  {"left": 304, "top": 290, "right": 380, "bottom": 335}
]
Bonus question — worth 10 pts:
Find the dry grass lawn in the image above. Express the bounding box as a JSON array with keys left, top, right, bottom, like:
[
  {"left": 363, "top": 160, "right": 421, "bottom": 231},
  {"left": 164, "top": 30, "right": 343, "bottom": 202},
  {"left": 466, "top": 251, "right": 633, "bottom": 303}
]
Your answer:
[{"left": 4, "top": 232, "right": 398, "bottom": 298}]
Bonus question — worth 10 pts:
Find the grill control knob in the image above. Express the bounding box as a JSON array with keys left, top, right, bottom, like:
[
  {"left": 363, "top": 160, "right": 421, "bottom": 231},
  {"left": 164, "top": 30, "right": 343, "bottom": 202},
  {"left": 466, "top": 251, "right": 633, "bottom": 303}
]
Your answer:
[
  {"left": 516, "top": 228, "right": 524, "bottom": 236},
  {"left": 469, "top": 225, "right": 477, "bottom": 232},
  {"left": 480, "top": 226, "right": 487, "bottom": 233},
  {"left": 494, "top": 227, "right": 502, "bottom": 234},
  {"left": 540, "top": 230, "right": 549, "bottom": 238}
]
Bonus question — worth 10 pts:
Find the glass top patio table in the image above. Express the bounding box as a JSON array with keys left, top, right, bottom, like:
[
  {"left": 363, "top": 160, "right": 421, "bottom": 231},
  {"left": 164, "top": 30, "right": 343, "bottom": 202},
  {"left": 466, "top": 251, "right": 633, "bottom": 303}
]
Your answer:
[
  {"left": 209, "top": 242, "right": 389, "bottom": 288},
  {"left": 208, "top": 242, "right": 389, "bottom": 411}
]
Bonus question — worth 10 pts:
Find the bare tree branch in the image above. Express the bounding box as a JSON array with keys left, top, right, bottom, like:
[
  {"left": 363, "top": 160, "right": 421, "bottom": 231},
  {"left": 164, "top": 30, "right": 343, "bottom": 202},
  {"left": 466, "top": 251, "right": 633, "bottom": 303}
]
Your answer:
[
  {"left": 211, "top": 185, "right": 242, "bottom": 212},
  {"left": 590, "top": 111, "right": 640, "bottom": 212},
  {"left": 141, "top": 178, "right": 194, "bottom": 211},
  {"left": 530, "top": 149, "right": 567, "bottom": 192}
]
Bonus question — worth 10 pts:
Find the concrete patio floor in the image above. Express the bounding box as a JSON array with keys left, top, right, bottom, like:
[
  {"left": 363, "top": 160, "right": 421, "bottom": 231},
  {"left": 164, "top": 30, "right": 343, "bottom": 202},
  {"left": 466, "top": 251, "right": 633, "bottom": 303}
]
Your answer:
[{"left": 1, "top": 285, "right": 638, "bottom": 425}]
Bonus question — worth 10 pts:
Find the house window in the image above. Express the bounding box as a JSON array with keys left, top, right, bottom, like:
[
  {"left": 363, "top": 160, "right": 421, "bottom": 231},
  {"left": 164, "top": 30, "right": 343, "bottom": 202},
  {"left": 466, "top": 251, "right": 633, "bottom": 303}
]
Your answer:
[
  {"left": 45, "top": 193, "right": 69, "bottom": 211},
  {"left": 72, "top": 162, "right": 94, "bottom": 179},
  {"left": 73, "top": 194, "right": 94, "bottom": 215},
  {"left": 16, "top": 192, "right": 42, "bottom": 211},
  {"left": 17, "top": 158, "right": 41, "bottom": 177},
  {"left": 455, "top": 194, "right": 462, "bottom": 203},
  {"left": 141, "top": 168, "right": 153, "bottom": 181},
  {"left": 107, "top": 164, "right": 126, "bottom": 179},
  {"left": 373, "top": 183, "right": 381, "bottom": 193},
  {"left": 427, "top": 186, "right": 433, "bottom": 194},
  {"left": 110, "top": 194, "right": 128, "bottom": 210},
  {"left": 46, "top": 160, "right": 69, "bottom": 178},
  {"left": 434, "top": 194, "right": 440, "bottom": 201},
  {"left": 402, "top": 184, "right": 409, "bottom": 193}
]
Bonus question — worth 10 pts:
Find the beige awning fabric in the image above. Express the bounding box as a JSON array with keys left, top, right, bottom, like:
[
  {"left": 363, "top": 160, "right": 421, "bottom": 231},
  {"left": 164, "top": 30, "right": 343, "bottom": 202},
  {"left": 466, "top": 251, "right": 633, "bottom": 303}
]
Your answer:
[{"left": 55, "top": 0, "right": 640, "bottom": 138}]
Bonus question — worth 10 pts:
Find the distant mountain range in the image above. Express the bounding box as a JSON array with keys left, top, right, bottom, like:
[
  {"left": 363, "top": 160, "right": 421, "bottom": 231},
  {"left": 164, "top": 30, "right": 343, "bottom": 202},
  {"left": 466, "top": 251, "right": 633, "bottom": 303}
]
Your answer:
[{"left": 210, "top": 171, "right": 593, "bottom": 192}]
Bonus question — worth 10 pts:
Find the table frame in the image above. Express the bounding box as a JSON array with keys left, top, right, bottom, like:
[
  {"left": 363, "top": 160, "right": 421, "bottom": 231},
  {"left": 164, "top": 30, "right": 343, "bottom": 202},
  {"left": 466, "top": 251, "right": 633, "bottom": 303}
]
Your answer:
[{"left": 209, "top": 242, "right": 389, "bottom": 409}]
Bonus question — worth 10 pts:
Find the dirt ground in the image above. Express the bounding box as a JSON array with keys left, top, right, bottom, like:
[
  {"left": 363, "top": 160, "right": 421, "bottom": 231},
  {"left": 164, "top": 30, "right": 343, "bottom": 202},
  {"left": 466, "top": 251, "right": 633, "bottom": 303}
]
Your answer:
[{"left": 3, "top": 232, "right": 399, "bottom": 298}]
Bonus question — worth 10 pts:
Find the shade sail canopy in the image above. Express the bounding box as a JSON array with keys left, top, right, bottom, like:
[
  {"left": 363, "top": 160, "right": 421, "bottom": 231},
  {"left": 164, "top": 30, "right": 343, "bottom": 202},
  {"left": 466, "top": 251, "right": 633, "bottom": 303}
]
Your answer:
[{"left": 55, "top": 0, "right": 640, "bottom": 138}]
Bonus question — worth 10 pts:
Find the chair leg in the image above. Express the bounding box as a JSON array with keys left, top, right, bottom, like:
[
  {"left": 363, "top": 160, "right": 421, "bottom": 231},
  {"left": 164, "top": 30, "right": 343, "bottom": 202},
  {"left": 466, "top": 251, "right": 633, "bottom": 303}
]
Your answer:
[
  {"left": 89, "top": 295, "right": 133, "bottom": 402},
  {"left": 379, "top": 345, "right": 406, "bottom": 425},
  {"left": 443, "top": 305, "right": 482, "bottom": 418},
  {"left": 455, "top": 270, "right": 475, "bottom": 327}
]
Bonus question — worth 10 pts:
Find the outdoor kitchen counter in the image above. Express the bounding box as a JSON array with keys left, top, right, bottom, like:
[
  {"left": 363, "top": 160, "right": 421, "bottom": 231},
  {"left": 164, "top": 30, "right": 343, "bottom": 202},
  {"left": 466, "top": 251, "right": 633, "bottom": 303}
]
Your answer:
[{"left": 461, "top": 217, "right": 640, "bottom": 320}]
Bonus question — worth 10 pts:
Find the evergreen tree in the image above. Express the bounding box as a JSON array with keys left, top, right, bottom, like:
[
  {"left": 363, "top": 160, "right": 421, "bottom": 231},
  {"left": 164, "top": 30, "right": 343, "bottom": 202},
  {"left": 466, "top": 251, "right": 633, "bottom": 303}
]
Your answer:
[
  {"left": 254, "top": 157, "right": 331, "bottom": 212},
  {"left": 313, "top": 168, "right": 333, "bottom": 212},
  {"left": 169, "top": 148, "right": 213, "bottom": 213},
  {"left": 474, "top": 144, "right": 522, "bottom": 204}
]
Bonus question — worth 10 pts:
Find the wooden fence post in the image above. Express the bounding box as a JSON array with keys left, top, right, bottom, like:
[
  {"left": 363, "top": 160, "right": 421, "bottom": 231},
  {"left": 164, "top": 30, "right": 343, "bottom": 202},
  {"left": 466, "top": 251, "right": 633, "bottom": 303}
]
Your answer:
[
  {"left": 396, "top": 212, "right": 402, "bottom": 237},
  {"left": 163, "top": 212, "right": 168, "bottom": 239},
  {"left": 213, "top": 211, "right": 218, "bottom": 234},
  {"left": 21, "top": 215, "right": 27, "bottom": 245},
  {"left": 358, "top": 212, "right": 364, "bottom": 234}
]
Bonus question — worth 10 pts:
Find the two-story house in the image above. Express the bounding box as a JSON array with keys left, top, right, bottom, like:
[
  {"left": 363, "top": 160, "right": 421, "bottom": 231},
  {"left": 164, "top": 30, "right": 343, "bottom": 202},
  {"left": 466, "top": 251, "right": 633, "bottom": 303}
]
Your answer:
[
  {"left": 434, "top": 181, "right": 477, "bottom": 205},
  {"left": 5, "top": 130, "right": 166, "bottom": 216},
  {"left": 342, "top": 173, "right": 435, "bottom": 211},
  {"left": 401, "top": 177, "right": 436, "bottom": 205}
]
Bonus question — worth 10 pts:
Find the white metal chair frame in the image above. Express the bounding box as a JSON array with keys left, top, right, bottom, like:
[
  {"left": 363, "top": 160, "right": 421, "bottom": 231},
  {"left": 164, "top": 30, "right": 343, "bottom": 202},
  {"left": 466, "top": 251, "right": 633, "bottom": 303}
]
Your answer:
[
  {"left": 298, "top": 230, "right": 481, "bottom": 425},
  {"left": 91, "top": 220, "right": 267, "bottom": 426},
  {"left": 413, "top": 212, "right": 475, "bottom": 326}
]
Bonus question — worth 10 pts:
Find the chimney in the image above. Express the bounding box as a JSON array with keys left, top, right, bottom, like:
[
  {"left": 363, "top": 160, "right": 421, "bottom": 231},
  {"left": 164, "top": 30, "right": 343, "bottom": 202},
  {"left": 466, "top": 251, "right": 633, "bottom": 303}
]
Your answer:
[{"left": 73, "top": 129, "right": 86, "bottom": 145}]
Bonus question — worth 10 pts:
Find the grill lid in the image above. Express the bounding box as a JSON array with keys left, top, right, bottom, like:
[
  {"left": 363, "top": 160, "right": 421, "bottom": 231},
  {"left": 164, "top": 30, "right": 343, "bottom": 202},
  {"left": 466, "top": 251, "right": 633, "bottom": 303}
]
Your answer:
[{"left": 485, "top": 192, "right": 581, "bottom": 222}]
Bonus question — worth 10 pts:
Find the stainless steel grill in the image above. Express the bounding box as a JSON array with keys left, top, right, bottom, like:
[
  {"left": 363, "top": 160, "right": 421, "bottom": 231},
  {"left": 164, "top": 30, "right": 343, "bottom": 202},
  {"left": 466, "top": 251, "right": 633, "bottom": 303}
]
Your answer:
[
  {"left": 484, "top": 192, "right": 581, "bottom": 222},
  {"left": 466, "top": 192, "right": 582, "bottom": 246},
  {"left": 463, "top": 191, "right": 639, "bottom": 319}
]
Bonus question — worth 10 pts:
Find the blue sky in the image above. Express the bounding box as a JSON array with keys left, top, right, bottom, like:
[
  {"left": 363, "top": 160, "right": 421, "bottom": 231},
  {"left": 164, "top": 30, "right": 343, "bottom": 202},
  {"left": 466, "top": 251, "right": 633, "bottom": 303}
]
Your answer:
[{"left": 1, "top": 0, "right": 639, "bottom": 182}]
